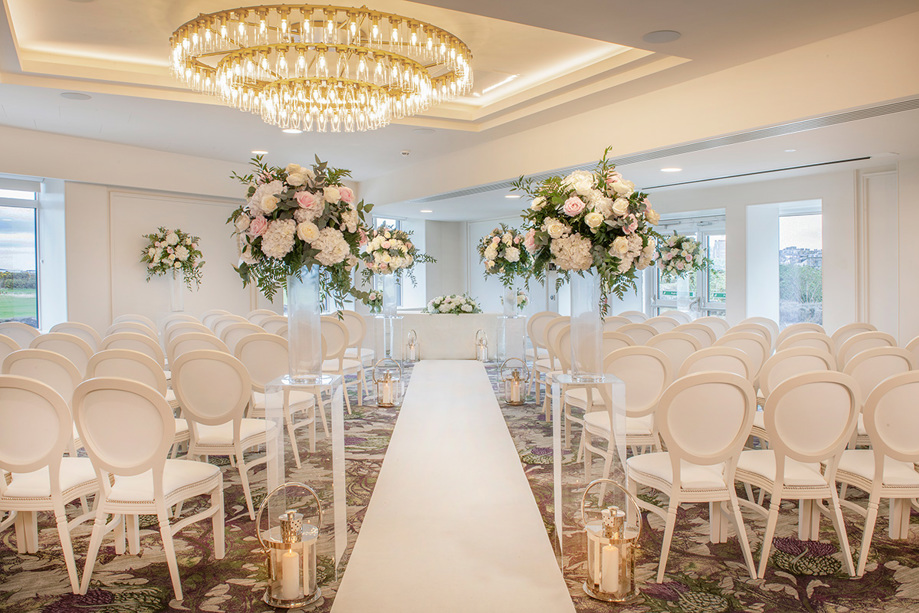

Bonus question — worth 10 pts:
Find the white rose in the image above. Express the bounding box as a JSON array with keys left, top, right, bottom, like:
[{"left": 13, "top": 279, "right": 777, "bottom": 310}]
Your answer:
[
  {"left": 585, "top": 212, "right": 603, "bottom": 229},
  {"left": 462, "top": 304, "right": 472, "bottom": 312},
  {"left": 165, "top": 232, "right": 179, "bottom": 246},
  {"left": 645, "top": 208, "right": 660, "bottom": 225},
  {"left": 286, "top": 173, "right": 305, "bottom": 187},
  {"left": 502, "top": 232, "right": 513, "bottom": 246},
  {"left": 173, "top": 261, "right": 182, "bottom": 269},
  {"left": 612, "top": 198, "right": 630, "bottom": 217},
  {"left": 235, "top": 215, "right": 250, "bottom": 232},
  {"left": 531, "top": 197, "right": 546, "bottom": 211},
  {"left": 484, "top": 245, "right": 498, "bottom": 261},
  {"left": 323, "top": 186, "right": 341, "bottom": 203},
  {"left": 611, "top": 180, "right": 634, "bottom": 197},
  {"left": 505, "top": 247, "right": 520, "bottom": 262},
  {"left": 297, "top": 221, "right": 320, "bottom": 243},
  {"left": 611, "top": 236, "right": 629, "bottom": 255},
  {"left": 286, "top": 163, "right": 304, "bottom": 175},
  {"left": 147, "top": 247, "right": 156, "bottom": 258},
  {"left": 174, "top": 246, "right": 190, "bottom": 261},
  {"left": 546, "top": 219, "right": 567, "bottom": 239},
  {"left": 260, "top": 194, "right": 279, "bottom": 213}
]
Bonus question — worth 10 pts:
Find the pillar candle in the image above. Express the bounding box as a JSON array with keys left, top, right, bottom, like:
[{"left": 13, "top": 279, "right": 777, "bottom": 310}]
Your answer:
[
  {"left": 600, "top": 545, "right": 620, "bottom": 594},
  {"left": 382, "top": 380, "right": 393, "bottom": 405},
  {"left": 280, "top": 548, "right": 300, "bottom": 600}
]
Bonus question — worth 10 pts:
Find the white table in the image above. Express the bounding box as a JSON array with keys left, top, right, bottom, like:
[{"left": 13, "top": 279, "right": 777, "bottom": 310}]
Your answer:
[{"left": 368, "top": 312, "right": 504, "bottom": 360}]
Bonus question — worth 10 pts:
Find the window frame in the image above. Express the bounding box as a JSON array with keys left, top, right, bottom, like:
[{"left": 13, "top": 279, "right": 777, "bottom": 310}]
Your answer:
[{"left": 0, "top": 197, "right": 41, "bottom": 328}]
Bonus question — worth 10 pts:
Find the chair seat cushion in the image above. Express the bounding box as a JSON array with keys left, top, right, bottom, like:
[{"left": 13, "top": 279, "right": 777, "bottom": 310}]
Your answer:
[
  {"left": 322, "top": 358, "right": 363, "bottom": 373},
  {"left": 4, "top": 458, "right": 97, "bottom": 500},
  {"left": 837, "top": 450, "right": 919, "bottom": 487},
  {"left": 628, "top": 452, "right": 728, "bottom": 490},
  {"left": 564, "top": 387, "right": 605, "bottom": 408},
  {"left": 108, "top": 459, "right": 220, "bottom": 503},
  {"left": 535, "top": 358, "right": 561, "bottom": 371},
  {"left": 195, "top": 418, "right": 272, "bottom": 446},
  {"left": 736, "top": 450, "right": 825, "bottom": 487},
  {"left": 584, "top": 411, "right": 653, "bottom": 435},
  {"left": 252, "top": 390, "right": 316, "bottom": 409},
  {"left": 526, "top": 347, "right": 549, "bottom": 360}
]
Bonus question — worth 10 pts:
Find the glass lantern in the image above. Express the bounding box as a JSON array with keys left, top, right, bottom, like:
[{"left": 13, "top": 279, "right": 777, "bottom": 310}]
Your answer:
[
  {"left": 256, "top": 482, "right": 322, "bottom": 609},
  {"left": 405, "top": 329, "right": 419, "bottom": 363},
  {"left": 581, "top": 479, "right": 642, "bottom": 603},
  {"left": 372, "top": 357, "right": 403, "bottom": 407},
  {"left": 475, "top": 329, "right": 489, "bottom": 362},
  {"left": 500, "top": 358, "right": 530, "bottom": 405}
]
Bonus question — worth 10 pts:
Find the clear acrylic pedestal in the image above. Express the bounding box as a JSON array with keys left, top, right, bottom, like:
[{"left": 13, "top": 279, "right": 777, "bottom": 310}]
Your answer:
[
  {"left": 497, "top": 315, "right": 526, "bottom": 363},
  {"left": 265, "top": 374, "right": 348, "bottom": 574},
  {"left": 374, "top": 315, "right": 403, "bottom": 361}
]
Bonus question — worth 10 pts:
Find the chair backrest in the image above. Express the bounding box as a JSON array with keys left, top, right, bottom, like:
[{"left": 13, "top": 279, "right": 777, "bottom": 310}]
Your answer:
[
  {"left": 201, "top": 309, "right": 232, "bottom": 330},
  {"left": 2, "top": 348, "right": 82, "bottom": 404},
  {"left": 72, "top": 378, "right": 175, "bottom": 482},
  {"left": 104, "top": 321, "right": 158, "bottom": 341},
  {"left": 247, "top": 309, "right": 279, "bottom": 325},
  {"left": 617, "top": 310, "right": 647, "bottom": 323},
  {"left": 552, "top": 324, "right": 572, "bottom": 373},
  {"left": 713, "top": 331, "right": 770, "bottom": 377},
  {"left": 763, "top": 372, "right": 859, "bottom": 469},
  {"left": 831, "top": 322, "right": 877, "bottom": 351},
  {"left": 220, "top": 321, "right": 265, "bottom": 353},
  {"left": 0, "top": 335, "right": 20, "bottom": 363},
  {"left": 729, "top": 322, "right": 773, "bottom": 351},
  {"left": 678, "top": 346, "right": 754, "bottom": 380},
  {"left": 235, "top": 333, "right": 289, "bottom": 393},
  {"left": 646, "top": 331, "right": 701, "bottom": 374},
  {"left": 862, "top": 371, "right": 919, "bottom": 464},
  {"left": 30, "top": 332, "right": 94, "bottom": 376},
  {"left": 843, "top": 346, "right": 914, "bottom": 405},
  {"left": 85, "top": 349, "right": 168, "bottom": 396},
  {"left": 320, "top": 316, "right": 350, "bottom": 364},
  {"left": 758, "top": 347, "right": 836, "bottom": 397},
  {"left": 617, "top": 323, "right": 657, "bottom": 345},
  {"left": 656, "top": 372, "right": 755, "bottom": 472},
  {"left": 213, "top": 314, "right": 249, "bottom": 338},
  {"left": 167, "top": 332, "right": 229, "bottom": 366},
  {"left": 602, "top": 346, "right": 672, "bottom": 418},
  {"left": 261, "top": 315, "right": 289, "bottom": 335},
  {"left": 739, "top": 317, "right": 779, "bottom": 347},
  {"left": 543, "top": 316, "right": 571, "bottom": 363},
  {"left": 776, "top": 331, "right": 834, "bottom": 355},
  {"left": 0, "top": 321, "right": 40, "bottom": 348},
  {"left": 113, "top": 313, "right": 157, "bottom": 330},
  {"left": 159, "top": 313, "right": 199, "bottom": 331},
  {"left": 657, "top": 310, "right": 693, "bottom": 325},
  {"left": 277, "top": 323, "right": 289, "bottom": 339},
  {"left": 693, "top": 316, "right": 730, "bottom": 339},
  {"left": 527, "top": 311, "right": 558, "bottom": 355},
  {"left": 0, "top": 375, "right": 72, "bottom": 474},
  {"left": 673, "top": 322, "right": 716, "bottom": 348},
  {"left": 100, "top": 332, "right": 165, "bottom": 369},
  {"left": 164, "top": 321, "right": 213, "bottom": 348},
  {"left": 906, "top": 336, "right": 919, "bottom": 368},
  {"left": 340, "top": 311, "right": 367, "bottom": 349},
  {"left": 171, "top": 350, "right": 250, "bottom": 428},
  {"left": 49, "top": 322, "right": 102, "bottom": 351},
  {"left": 837, "top": 331, "right": 897, "bottom": 367},
  {"left": 601, "top": 316, "right": 630, "bottom": 332},
  {"left": 601, "top": 331, "right": 634, "bottom": 357},
  {"left": 775, "top": 322, "right": 825, "bottom": 347},
  {"left": 644, "top": 316, "right": 680, "bottom": 334}
]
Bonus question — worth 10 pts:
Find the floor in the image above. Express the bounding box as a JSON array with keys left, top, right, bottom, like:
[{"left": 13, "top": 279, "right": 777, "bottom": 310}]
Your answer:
[{"left": 1, "top": 362, "right": 918, "bottom": 612}]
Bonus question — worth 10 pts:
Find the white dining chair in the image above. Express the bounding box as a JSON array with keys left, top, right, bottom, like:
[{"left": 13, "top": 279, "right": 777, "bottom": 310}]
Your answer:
[
  {"left": 30, "top": 332, "right": 94, "bottom": 376},
  {"left": 644, "top": 316, "right": 680, "bottom": 334},
  {"left": 104, "top": 321, "right": 158, "bottom": 341},
  {"left": 627, "top": 372, "right": 757, "bottom": 582},
  {"left": 729, "top": 321, "right": 774, "bottom": 352},
  {"left": 219, "top": 321, "right": 265, "bottom": 353},
  {"left": 113, "top": 313, "right": 158, "bottom": 331},
  {"left": 164, "top": 321, "right": 214, "bottom": 349},
  {"left": 617, "top": 323, "right": 657, "bottom": 345},
  {"left": 100, "top": 332, "right": 166, "bottom": 370},
  {"left": 171, "top": 350, "right": 275, "bottom": 520},
  {"left": 617, "top": 310, "right": 647, "bottom": 323},
  {"left": 213, "top": 314, "right": 250, "bottom": 339},
  {"left": 247, "top": 308, "right": 279, "bottom": 326},
  {"left": 835, "top": 371, "right": 919, "bottom": 576},
  {"left": 775, "top": 322, "right": 825, "bottom": 347},
  {"left": 200, "top": 309, "right": 232, "bottom": 330},
  {"left": 0, "top": 334, "right": 20, "bottom": 364},
  {"left": 735, "top": 371, "right": 859, "bottom": 578},
  {"left": 321, "top": 316, "right": 364, "bottom": 413},
  {"left": 166, "top": 332, "right": 230, "bottom": 367},
  {"left": 341, "top": 310, "right": 372, "bottom": 399},
  {"left": 837, "top": 331, "right": 897, "bottom": 367},
  {"left": 905, "top": 335, "right": 919, "bottom": 366},
  {"left": 600, "top": 331, "right": 634, "bottom": 356},
  {"left": 601, "top": 316, "right": 631, "bottom": 332},
  {"left": 535, "top": 316, "right": 569, "bottom": 417},
  {"left": 49, "top": 322, "right": 102, "bottom": 351},
  {"left": 73, "top": 377, "right": 224, "bottom": 601},
  {"left": 526, "top": 311, "right": 557, "bottom": 400},
  {"left": 658, "top": 310, "right": 693, "bottom": 324},
  {"left": 673, "top": 322, "right": 716, "bottom": 348},
  {"left": 843, "top": 347, "right": 914, "bottom": 447},
  {"left": 260, "top": 315, "right": 289, "bottom": 335},
  {"left": 678, "top": 346, "right": 755, "bottom": 381},
  {"left": 0, "top": 321, "right": 40, "bottom": 348},
  {"left": 738, "top": 317, "right": 779, "bottom": 348},
  {"left": 831, "top": 322, "right": 877, "bottom": 353},
  {"left": 0, "top": 375, "right": 98, "bottom": 593},
  {"left": 647, "top": 331, "right": 701, "bottom": 375},
  {"left": 776, "top": 330, "right": 834, "bottom": 355},
  {"left": 713, "top": 331, "right": 770, "bottom": 379},
  {"left": 693, "top": 316, "right": 730, "bottom": 339}
]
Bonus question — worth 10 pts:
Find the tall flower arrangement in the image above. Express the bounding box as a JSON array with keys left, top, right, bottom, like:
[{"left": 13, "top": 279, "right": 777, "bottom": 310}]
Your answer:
[
  {"left": 361, "top": 225, "right": 434, "bottom": 282},
  {"left": 229, "top": 155, "right": 373, "bottom": 306},
  {"left": 477, "top": 225, "right": 531, "bottom": 288},
  {"left": 657, "top": 233, "right": 711, "bottom": 281},
  {"left": 512, "top": 147, "right": 661, "bottom": 313},
  {"left": 140, "top": 227, "right": 204, "bottom": 289}
]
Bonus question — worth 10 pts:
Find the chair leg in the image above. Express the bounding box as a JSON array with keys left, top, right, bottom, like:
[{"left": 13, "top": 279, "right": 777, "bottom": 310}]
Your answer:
[
  {"left": 237, "top": 453, "right": 256, "bottom": 520},
  {"left": 743, "top": 483, "right": 755, "bottom": 504},
  {"left": 728, "top": 492, "right": 757, "bottom": 580},
  {"left": 758, "top": 498, "right": 782, "bottom": 579},
  {"left": 157, "top": 509, "right": 184, "bottom": 602},
  {"left": 25, "top": 511, "right": 39, "bottom": 553},
  {"left": 314, "top": 387, "right": 330, "bottom": 437},
  {"left": 80, "top": 512, "right": 109, "bottom": 594},
  {"left": 710, "top": 502, "right": 723, "bottom": 544},
  {"left": 54, "top": 506, "right": 81, "bottom": 593},
  {"left": 126, "top": 514, "right": 141, "bottom": 555},
  {"left": 827, "top": 489, "right": 856, "bottom": 577},
  {"left": 857, "top": 493, "right": 881, "bottom": 577},
  {"left": 211, "top": 480, "right": 226, "bottom": 560},
  {"left": 114, "top": 513, "right": 126, "bottom": 555},
  {"left": 657, "top": 497, "right": 680, "bottom": 583},
  {"left": 13, "top": 512, "right": 27, "bottom": 553}
]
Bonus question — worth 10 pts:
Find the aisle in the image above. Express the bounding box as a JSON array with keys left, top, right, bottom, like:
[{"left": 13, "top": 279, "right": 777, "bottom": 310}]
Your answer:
[{"left": 331, "top": 360, "right": 575, "bottom": 613}]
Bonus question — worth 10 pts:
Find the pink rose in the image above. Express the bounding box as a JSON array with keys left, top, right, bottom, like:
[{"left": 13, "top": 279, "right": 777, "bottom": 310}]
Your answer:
[
  {"left": 676, "top": 261, "right": 685, "bottom": 270},
  {"left": 339, "top": 186, "right": 354, "bottom": 204},
  {"left": 621, "top": 214, "right": 638, "bottom": 235},
  {"left": 382, "top": 241, "right": 391, "bottom": 249},
  {"left": 563, "top": 196, "right": 586, "bottom": 217},
  {"left": 248, "top": 215, "right": 268, "bottom": 237},
  {"left": 295, "top": 190, "right": 320, "bottom": 209},
  {"left": 514, "top": 236, "right": 523, "bottom": 244},
  {"left": 523, "top": 228, "right": 537, "bottom": 253},
  {"left": 406, "top": 241, "right": 413, "bottom": 249},
  {"left": 492, "top": 236, "right": 500, "bottom": 244},
  {"left": 379, "top": 262, "right": 388, "bottom": 270},
  {"left": 359, "top": 228, "right": 368, "bottom": 246}
]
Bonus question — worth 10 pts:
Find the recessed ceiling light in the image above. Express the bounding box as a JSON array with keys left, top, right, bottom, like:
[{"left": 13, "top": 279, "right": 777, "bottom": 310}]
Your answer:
[
  {"left": 661, "top": 167, "right": 682, "bottom": 173},
  {"left": 60, "top": 92, "right": 92, "bottom": 100},
  {"left": 251, "top": 150, "right": 268, "bottom": 155},
  {"left": 505, "top": 194, "right": 521, "bottom": 199},
  {"left": 282, "top": 128, "right": 302, "bottom": 134},
  {"left": 784, "top": 149, "right": 797, "bottom": 153},
  {"left": 642, "top": 30, "right": 682, "bottom": 44},
  {"left": 420, "top": 209, "right": 433, "bottom": 213}
]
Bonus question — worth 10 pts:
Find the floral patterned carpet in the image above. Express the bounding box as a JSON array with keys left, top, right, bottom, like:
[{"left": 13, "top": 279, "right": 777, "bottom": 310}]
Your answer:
[{"left": 1, "top": 362, "right": 918, "bottom": 612}]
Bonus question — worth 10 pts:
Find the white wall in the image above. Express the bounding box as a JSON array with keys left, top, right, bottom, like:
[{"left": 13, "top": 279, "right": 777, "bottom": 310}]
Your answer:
[
  {"left": 423, "top": 220, "right": 466, "bottom": 301},
  {"left": 745, "top": 203, "right": 781, "bottom": 324},
  {"left": 898, "top": 158, "right": 919, "bottom": 344},
  {"left": 37, "top": 178, "right": 67, "bottom": 328}
]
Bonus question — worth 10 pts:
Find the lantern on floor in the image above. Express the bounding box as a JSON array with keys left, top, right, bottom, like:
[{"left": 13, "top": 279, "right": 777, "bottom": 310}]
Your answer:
[
  {"left": 256, "top": 482, "right": 322, "bottom": 609},
  {"left": 581, "top": 479, "right": 642, "bottom": 603},
  {"left": 406, "top": 329, "right": 419, "bottom": 362},
  {"left": 475, "top": 329, "right": 488, "bottom": 362},
  {"left": 500, "top": 358, "right": 530, "bottom": 405},
  {"left": 372, "top": 357, "right": 403, "bottom": 407}
]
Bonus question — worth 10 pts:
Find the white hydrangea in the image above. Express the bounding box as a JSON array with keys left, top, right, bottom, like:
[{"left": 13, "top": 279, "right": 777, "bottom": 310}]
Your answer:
[
  {"left": 550, "top": 233, "right": 593, "bottom": 270},
  {"left": 165, "top": 231, "right": 179, "bottom": 246},
  {"left": 562, "top": 170, "right": 595, "bottom": 196},
  {"left": 505, "top": 247, "right": 521, "bottom": 262},
  {"left": 261, "top": 219, "right": 297, "bottom": 259},
  {"left": 313, "top": 227, "right": 350, "bottom": 266},
  {"left": 174, "top": 245, "right": 190, "bottom": 261}
]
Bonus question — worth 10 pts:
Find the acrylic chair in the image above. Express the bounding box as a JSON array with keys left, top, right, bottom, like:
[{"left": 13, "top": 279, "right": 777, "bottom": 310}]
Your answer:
[
  {"left": 235, "top": 333, "right": 319, "bottom": 467},
  {"left": 843, "top": 347, "right": 914, "bottom": 447},
  {"left": 246, "top": 308, "right": 279, "bottom": 326},
  {"left": 617, "top": 323, "right": 657, "bottom": 345},
  {"left": 0, "top": 375, "right": 98, "bottom": 592},
  {"left": 104, "top": 321, "right": 158, "bottom": 341},
  {"left": 734, "top": 371, "right": 859, "bottom": 578},
  {"left": 678, "top": 346, "right": 754, "bottom": 380},
  {"left": 647, "top": 331, "right": 701, "bottom": 376},
  {"left": 171, "top": 350, "right": 275, "bottom": 520},
  {"left": 673, "top": 322, "right": 716, "bottom": 348},
  {"left": 693, "top": 316, "right": 730, "bottom": 339},
  {"left": 0, "top": 321, "right": 40, "bottom": 348},
  {"left": 30, "top": 333, "right": 94, "bottom": 376},
  {"left": 260, "top": 315, "right": 289, "bottom": 335},
  {"left": 73, "top": 377, "right": 224, "bottom": 602},
  {"left": 321, "top": 316, "right": 364, "bottom": 413},
  {"left": 627, "top": 372, "right": 758, "bottom": 582},
  {"left": 775, "top": 322, "right": 825, "bottom": 347},
  {"left": 831, "top": 323, "right": 877, "bottom": 353},
  {"left": 837, "top": 331, "right": 897, "bottom": 368},
  {"left": 776, "top": 331, "right": 834, "bottom": 355},
  {"left": 644, "top": 316, "right": 680, "bottom": 334},
  {"left": 49, "top": 322, "right": 102, "bottom": 351},
  {"left": 834, "top": 371, "right": 919, "bottom": 575}
]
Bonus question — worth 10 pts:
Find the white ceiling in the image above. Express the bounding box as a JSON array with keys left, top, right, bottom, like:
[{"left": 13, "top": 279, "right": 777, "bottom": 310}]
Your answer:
[{"left": 1, "top": 0, "right": 918, "bottom": 217}]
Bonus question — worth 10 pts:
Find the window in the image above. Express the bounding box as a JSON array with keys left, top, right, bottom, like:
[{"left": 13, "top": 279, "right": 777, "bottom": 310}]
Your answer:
[
  {"left": 0, "top": 205, "right": 39, "bottom": 327},
  {"left": 649, "top": 216, "right": 726, "bottom": 317},
  {"left": 779, "top": 213, "right": 822, "bottom": 326}
]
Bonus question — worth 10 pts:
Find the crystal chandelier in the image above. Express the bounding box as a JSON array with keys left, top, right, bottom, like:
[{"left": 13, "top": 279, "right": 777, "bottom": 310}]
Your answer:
[{"left": 170, "top": 5, "right": 473, "bottom": 132}]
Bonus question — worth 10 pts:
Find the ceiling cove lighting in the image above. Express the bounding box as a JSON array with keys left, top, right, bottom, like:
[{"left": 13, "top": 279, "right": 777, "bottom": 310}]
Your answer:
[
  {"left": 170, "top": 5, "right": 473, "bottom": 133},
  {"left": 481, "top": 74, "right": 518, "bottom": 95},
  {"left": 419, "top": 209, "right": 433, "bottom": 213}
]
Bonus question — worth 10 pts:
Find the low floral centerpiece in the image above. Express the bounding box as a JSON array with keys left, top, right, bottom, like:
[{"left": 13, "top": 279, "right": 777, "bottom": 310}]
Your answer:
[
  {"left": 424, "top": 294, "right": 482, "bottom": 314},
  {"left": 477, "top": 225, "right": 530, "bottom": 287},
  {"left": 140, "top": 227, "right": 204, "bottom": 289},
  {"left": 657, "top": 233, "right": 710, "bottom": 281}
]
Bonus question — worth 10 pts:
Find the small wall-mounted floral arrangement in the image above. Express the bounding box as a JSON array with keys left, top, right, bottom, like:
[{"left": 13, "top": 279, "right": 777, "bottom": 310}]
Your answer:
[{"left": 141, "top": 227, "right": 204, "bottom": 289}]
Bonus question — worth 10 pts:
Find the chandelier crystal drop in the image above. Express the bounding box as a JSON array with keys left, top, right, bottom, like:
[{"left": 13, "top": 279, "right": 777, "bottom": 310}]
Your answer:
[{"left": 170, "top": 5, "right": 473, "bottom": 132}]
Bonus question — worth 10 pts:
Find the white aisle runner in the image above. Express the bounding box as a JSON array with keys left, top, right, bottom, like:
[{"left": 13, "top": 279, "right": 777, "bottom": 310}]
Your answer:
[{"left": 332, "top": 361, "right": 575, "bottom": 613}]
